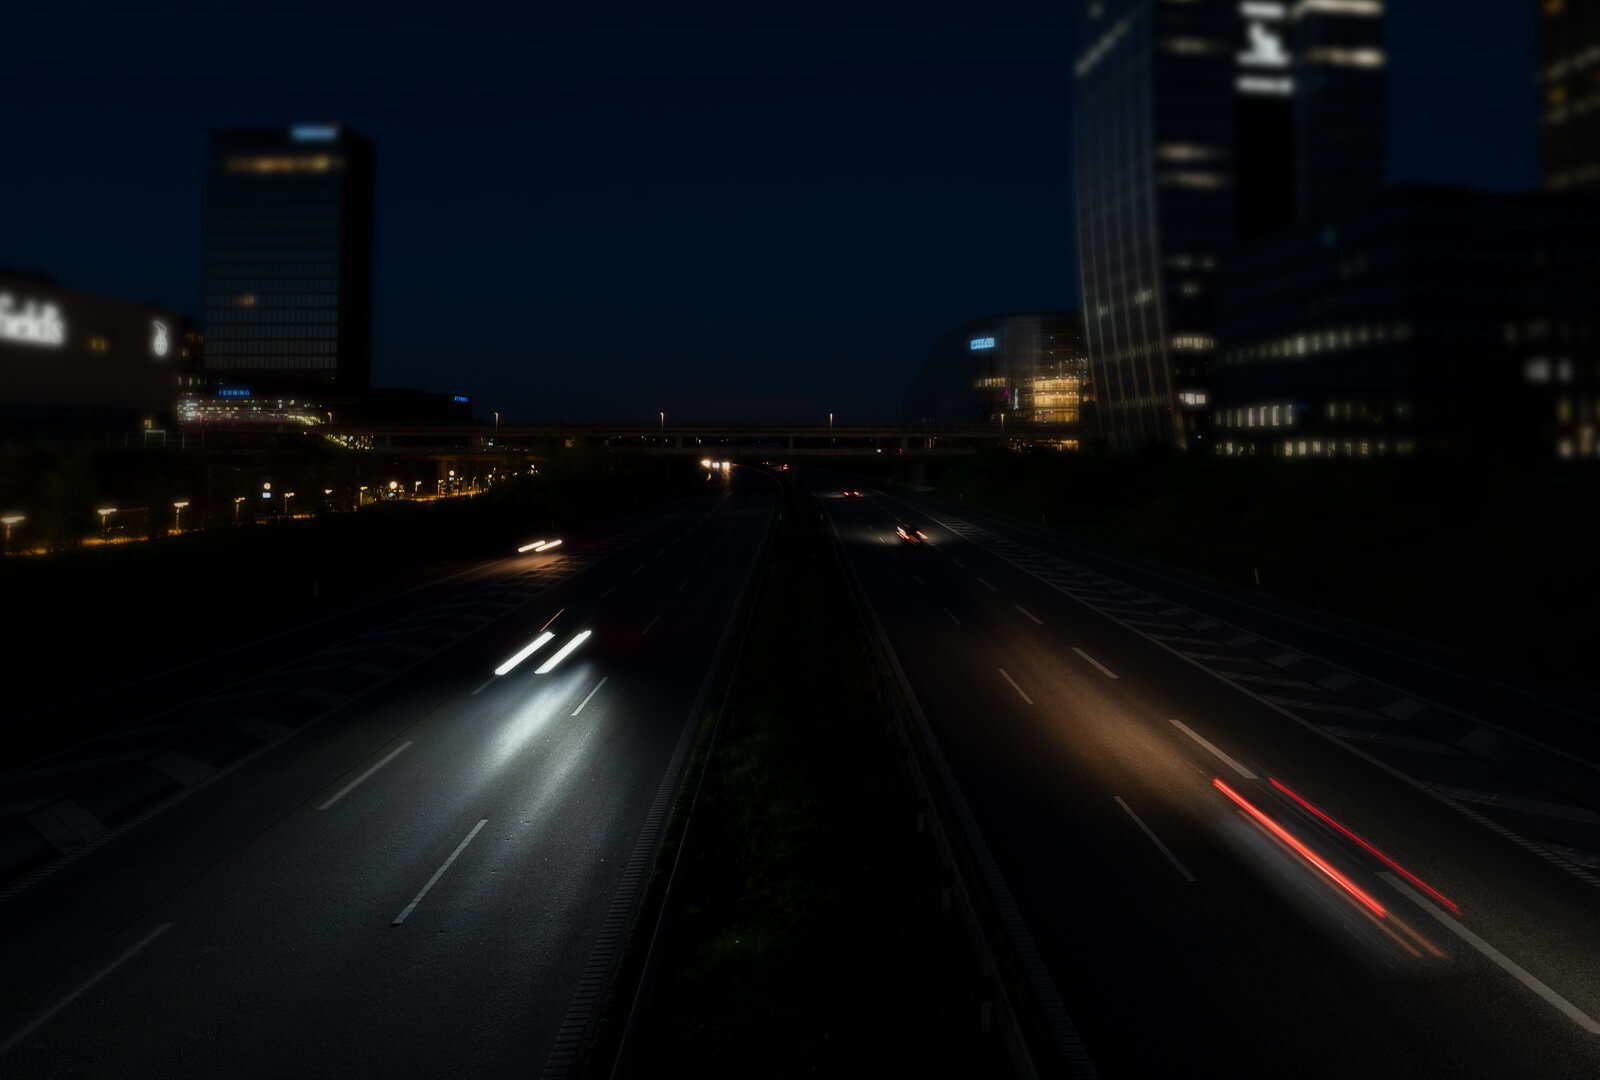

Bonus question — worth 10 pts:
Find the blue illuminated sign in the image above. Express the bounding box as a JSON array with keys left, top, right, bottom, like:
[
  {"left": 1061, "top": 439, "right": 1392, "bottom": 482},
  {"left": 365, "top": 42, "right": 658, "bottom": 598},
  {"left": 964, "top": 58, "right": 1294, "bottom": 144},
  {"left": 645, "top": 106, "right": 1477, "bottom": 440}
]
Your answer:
[
  {"left": 291, "top": 124, "right": 339, "bottom": 142},
  {"left": 219, "top": 386, "right": 252, "bottom": 398},
  {"left": 969, "top": 337, "right": 995, "bottom": 351},
  {"left": 453, "top": 395, "right": 470, "bottom": 403}
]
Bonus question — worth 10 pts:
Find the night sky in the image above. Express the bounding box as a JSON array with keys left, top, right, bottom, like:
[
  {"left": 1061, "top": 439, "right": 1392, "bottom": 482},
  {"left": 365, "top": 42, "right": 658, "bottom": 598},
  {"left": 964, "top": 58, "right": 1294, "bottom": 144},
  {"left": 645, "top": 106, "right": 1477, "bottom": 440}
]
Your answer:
[{"left": 8, "top": 1, "right": 1536, "bottom": 423}]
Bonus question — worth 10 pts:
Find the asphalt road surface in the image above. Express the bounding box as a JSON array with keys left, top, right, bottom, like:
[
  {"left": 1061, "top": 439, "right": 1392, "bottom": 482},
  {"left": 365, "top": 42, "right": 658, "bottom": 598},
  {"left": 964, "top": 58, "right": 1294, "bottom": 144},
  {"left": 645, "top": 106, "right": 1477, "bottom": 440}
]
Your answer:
[
  {"left": 0, "top": 475, "right": 773, "bottom": 1079},
  {"left": 823, "top": 480, "right": 1600, "bottom": 1080}
]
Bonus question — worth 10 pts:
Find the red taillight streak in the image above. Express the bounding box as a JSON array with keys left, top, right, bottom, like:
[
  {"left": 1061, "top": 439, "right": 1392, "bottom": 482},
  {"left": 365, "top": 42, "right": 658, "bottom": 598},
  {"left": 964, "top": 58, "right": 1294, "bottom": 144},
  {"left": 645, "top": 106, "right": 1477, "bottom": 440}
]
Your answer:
[
  {"left": 1269, "top": 778, "right": 1460, "bottom": 915},
  {"left": 1213, "top": 778, "right": 1388, "bottom": 918}
]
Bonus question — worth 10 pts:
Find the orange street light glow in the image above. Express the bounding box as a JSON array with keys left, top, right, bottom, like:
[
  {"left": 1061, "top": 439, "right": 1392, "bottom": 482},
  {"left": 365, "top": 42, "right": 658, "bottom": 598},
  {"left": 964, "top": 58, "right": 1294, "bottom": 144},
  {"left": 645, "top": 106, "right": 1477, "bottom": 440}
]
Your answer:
[{"left": 1213, "top": 777, "right": 1387, "bottom": 918}]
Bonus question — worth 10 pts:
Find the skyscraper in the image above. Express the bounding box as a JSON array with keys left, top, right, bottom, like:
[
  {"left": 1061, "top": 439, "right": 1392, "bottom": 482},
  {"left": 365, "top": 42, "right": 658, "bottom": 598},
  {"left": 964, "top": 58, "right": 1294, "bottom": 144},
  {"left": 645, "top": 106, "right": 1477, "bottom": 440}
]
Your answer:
[
  {"left": 1073, "top": 0, "right": 1384, "bottom": 452},
  {"left": 202, "top": 124, "right": 375, "bottom": 393},
  {"left": 1539, "top": 0, "right": 1600, "bottom": 191}
]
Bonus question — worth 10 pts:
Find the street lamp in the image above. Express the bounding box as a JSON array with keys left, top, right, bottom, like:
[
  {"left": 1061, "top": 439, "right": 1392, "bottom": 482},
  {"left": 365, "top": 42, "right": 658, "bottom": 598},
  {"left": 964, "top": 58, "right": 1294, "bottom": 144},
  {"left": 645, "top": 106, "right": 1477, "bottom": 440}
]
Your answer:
[
  {"left": 234, "top": 496, "right": 245, "bottom": 522},
  {"left": 829, "top": 412, "right": 834, "bottom": 446},
  {"left": 284, "top": 492, "right": 295, "bottom": 518},
  {"left": 98, "top": 507, "right": 116, "bottom": 542},
  {"left": 2, "top": 513, "right": 24, "bottom": 552},
  {"left": 173, "top": 500, "right": 189, "bottom": 533}
]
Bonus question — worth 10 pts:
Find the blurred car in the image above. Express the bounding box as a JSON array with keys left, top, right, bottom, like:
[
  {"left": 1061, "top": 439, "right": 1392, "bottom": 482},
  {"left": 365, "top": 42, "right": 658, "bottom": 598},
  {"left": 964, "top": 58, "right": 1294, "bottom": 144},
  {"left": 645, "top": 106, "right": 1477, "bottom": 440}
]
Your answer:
[
  {"left": 896, "top": 523, "right": 927, "bottom": 544},
  {"left": 842, "top": 489, "right": 863, "bottom": 498}
]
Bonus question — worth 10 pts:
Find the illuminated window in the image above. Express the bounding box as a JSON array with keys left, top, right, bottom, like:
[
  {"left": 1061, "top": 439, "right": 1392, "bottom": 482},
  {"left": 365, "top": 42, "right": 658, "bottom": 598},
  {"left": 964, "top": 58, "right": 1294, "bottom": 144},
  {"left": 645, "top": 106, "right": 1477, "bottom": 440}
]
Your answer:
[
  {"left": 1304, "top": 47, "right": 1384, "bottom": 67},
  {"left": 1525, "top": 357, "right": 1552, "bottom": 383}
]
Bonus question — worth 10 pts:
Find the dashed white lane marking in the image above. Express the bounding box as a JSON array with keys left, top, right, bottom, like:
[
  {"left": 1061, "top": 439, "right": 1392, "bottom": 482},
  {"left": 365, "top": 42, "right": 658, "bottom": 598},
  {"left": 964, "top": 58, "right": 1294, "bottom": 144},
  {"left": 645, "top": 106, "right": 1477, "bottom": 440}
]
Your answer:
[
  {"left": 977, "top": 577, "right": 998, "bottom": 592},
  {"left": 1168, "top": 718, "right": 1258, "bottom": 780},
  {"left": 1115, "top": 797, "right": 1196, "bottom": 882},
  {"left": 392, "top": 818, "right": 488, "bottom": 927},
  {"left": 1383, "top": 697, "right": 1426, "bottom": 721},
  {"left": 1071, "top": 647, "right": 1118, "bottom": 680},
  {"left": 950, "top": 557, "right": 967, "bottom": 569},
  {"left": 999, "top": 668, "right": 1033, "bottom": 705},
  {"left": 571, "top": 677, "right": 610, "bottom": 717},
  {"left": 146, "top": 750, "right": 214, "bottom": 788},
  {"left": 318, "top": 741, "right": 414, "bottom": 811},
  {"left": 677, "top": 578, "right": 689, "bottom": 592},
  {"left": 912, "top": 575, "right": 925, "bottom": 586},
  {"left": 1379, "top": 872, "right": 1600, "bottom": 1034},
  {"left": 0, "top": 922, "right": 173, "bottom": 1056},
  {"left": 1014, "top": 605, "right": 1044, "bottom": 625},
  {"left": 599, "top": 584, "right": 618, "bottom": 599},
  {"left": 945, "top": 608, "right": 961, "bottom": 626},
  {"left": 642, "top": 616, "right": 660, "bottom": 637}
]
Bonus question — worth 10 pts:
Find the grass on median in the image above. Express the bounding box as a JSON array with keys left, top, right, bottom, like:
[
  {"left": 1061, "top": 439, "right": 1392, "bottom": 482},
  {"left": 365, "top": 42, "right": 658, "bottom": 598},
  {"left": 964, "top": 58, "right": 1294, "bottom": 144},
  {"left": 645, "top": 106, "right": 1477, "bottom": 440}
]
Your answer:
[{"left": 616, "top": 478, "right": 1000, "bottom": 1077}]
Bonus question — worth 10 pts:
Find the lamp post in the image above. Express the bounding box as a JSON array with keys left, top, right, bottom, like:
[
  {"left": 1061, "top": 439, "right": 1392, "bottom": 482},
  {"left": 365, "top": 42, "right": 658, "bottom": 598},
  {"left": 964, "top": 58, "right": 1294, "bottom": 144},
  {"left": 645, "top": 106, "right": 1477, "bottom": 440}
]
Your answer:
[
  {"left": 98, "top": 507, "right": 116, "bottom": 542},
  {"left": 1, "top": 513, "right": 24, "bottom": 552},
  {"left": 234, "top": 496, "right": 245, "bottom": 523},
  {"left": 284, "top": 492, "right": 295, "bottom": 518},
  {"left": 829, "top": 412, "right": 834, "bottom": 447},
  {"left": 173, "top": 500, "right": 189, "bottom": 534}
]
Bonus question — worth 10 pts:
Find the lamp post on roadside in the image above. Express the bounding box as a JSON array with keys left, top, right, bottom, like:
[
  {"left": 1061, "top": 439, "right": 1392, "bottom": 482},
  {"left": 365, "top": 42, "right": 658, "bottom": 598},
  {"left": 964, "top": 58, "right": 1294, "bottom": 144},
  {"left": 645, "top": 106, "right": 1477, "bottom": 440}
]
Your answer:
[
  {"left": 98, "top": 507, "right": 116, "bottom": 542},
  {"left": 2, "top": 514, "right": 24, "bottom": 552},
  {"left": 173, "top": 500, "right": 189, "bottom": 534}
]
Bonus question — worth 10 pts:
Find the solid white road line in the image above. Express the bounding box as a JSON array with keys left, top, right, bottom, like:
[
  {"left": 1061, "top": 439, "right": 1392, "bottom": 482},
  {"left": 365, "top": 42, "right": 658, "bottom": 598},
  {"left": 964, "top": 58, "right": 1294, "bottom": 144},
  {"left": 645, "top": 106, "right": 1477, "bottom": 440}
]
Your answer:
[
  {"left": 999, "top": 668, "right": 1033, "bottom": 705},
  {"left": 1072, "top": 646, "right": 1118, "bottom": 679},
  {"left": 945, "top": 608, "right": 961, "bottom": 626},
  {"left": 1379, "top": 871, "right": 1600, "bottom": 1034},
  {"left": 642, "top": 615, "right": 660, "bottom": 637},
  {"left": 1115, "top": 797, "right": 1196, "bottom": 882},
  {"left": 392, "top": 819, "right": 488, "bottom": 927},
  {"left": 0, "top": 922, "right": 172, "bottom": 1056},
  {"left": 317, "top": 741, "right": 414, "bottom": 810},
  {"left": 572, "top": 676, "right": 610, "bottom": 717},
  {"left": 1015, "top": 605, "right": 1043, "bottom": 625},
  {"left": 1168, "top": 718, "right": 1258, "bottom": 780},
  {"left": 977, "top": 577, "right": 998, "bottom": 592}
]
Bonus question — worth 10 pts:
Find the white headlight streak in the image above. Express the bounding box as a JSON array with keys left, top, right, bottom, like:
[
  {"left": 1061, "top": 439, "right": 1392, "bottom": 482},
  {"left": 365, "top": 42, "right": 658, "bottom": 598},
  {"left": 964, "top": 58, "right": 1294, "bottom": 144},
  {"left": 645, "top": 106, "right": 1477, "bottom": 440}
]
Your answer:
[
  {"left": 535, "top": 630, "right": 592, "bottom": 674},
  {"left": 495, "top": 631, "right": 555, "bottom": 676}
]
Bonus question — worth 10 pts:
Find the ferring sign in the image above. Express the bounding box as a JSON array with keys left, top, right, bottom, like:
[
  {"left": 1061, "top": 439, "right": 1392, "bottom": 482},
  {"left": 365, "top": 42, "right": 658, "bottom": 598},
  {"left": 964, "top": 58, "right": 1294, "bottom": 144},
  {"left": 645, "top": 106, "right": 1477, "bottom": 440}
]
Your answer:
[{"left": 0, "top": 293, "right": 66, "bottom": 348}]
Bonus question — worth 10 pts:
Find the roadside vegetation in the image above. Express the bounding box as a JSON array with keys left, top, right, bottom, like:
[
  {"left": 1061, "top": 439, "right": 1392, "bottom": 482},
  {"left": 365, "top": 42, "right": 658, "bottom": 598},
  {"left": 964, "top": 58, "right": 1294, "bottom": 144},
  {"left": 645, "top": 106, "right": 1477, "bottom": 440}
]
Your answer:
[
  {"left": 927, "top": 448, "right": 1599, "bottom": 694},
  {"left": 606, "top": 476, "right": 999, "bottom": 1077}
]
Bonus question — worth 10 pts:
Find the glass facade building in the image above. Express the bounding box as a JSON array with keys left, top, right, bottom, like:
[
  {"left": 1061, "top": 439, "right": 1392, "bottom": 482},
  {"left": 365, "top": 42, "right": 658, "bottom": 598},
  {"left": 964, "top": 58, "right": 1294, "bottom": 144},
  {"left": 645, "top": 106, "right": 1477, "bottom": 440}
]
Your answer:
[
  {"left": 904, "top": 313, "right": 1094, "bottom": 445},
  {"left": 1213, "top": 187, "right": 1600, "bottom": 462},
  {"left": 1540, "top": 0, "right": 1600, "bottom": 191},
  {"left": 202, "top": 125, "right": 375, "bottom": 392},
  {"left": 1074, "top": 0, "right": 1384, "bottom": 453}
]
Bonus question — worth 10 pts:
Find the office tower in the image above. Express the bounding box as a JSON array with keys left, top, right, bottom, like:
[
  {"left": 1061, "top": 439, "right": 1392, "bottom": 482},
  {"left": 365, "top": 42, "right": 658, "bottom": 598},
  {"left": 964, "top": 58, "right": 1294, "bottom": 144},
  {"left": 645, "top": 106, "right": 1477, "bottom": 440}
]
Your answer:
[
  {"left": 1539, "top": 0, "right": 1600, "bottom": 191},
  {"left": 1074, "top": 0, "right": 1384, "bottom": 452},
  {"left": 202, "top": 124, "right": 375, "bottom": 392},
  {"left": 904, "top": 313, "right": 1093, "bottom": 446}
]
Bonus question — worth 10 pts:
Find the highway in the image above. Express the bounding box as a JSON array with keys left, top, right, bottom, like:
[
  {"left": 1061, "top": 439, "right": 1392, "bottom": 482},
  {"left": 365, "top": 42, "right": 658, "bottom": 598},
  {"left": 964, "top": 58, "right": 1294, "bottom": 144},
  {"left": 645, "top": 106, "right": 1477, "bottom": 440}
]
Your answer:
[
  {"left": 0, "top": 475, "right": 773, "bottom": 1078},
  {"left": 822, "top": 481, "right": 1600, "bottom": 1079}
]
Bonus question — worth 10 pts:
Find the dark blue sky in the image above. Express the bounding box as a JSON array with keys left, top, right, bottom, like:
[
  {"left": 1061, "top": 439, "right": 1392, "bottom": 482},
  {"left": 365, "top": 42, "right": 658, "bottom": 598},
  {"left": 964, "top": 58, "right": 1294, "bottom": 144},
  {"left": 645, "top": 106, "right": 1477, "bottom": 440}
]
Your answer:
[{"left": 6, "top": 1, "right": 1536, "bottom": 422}]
